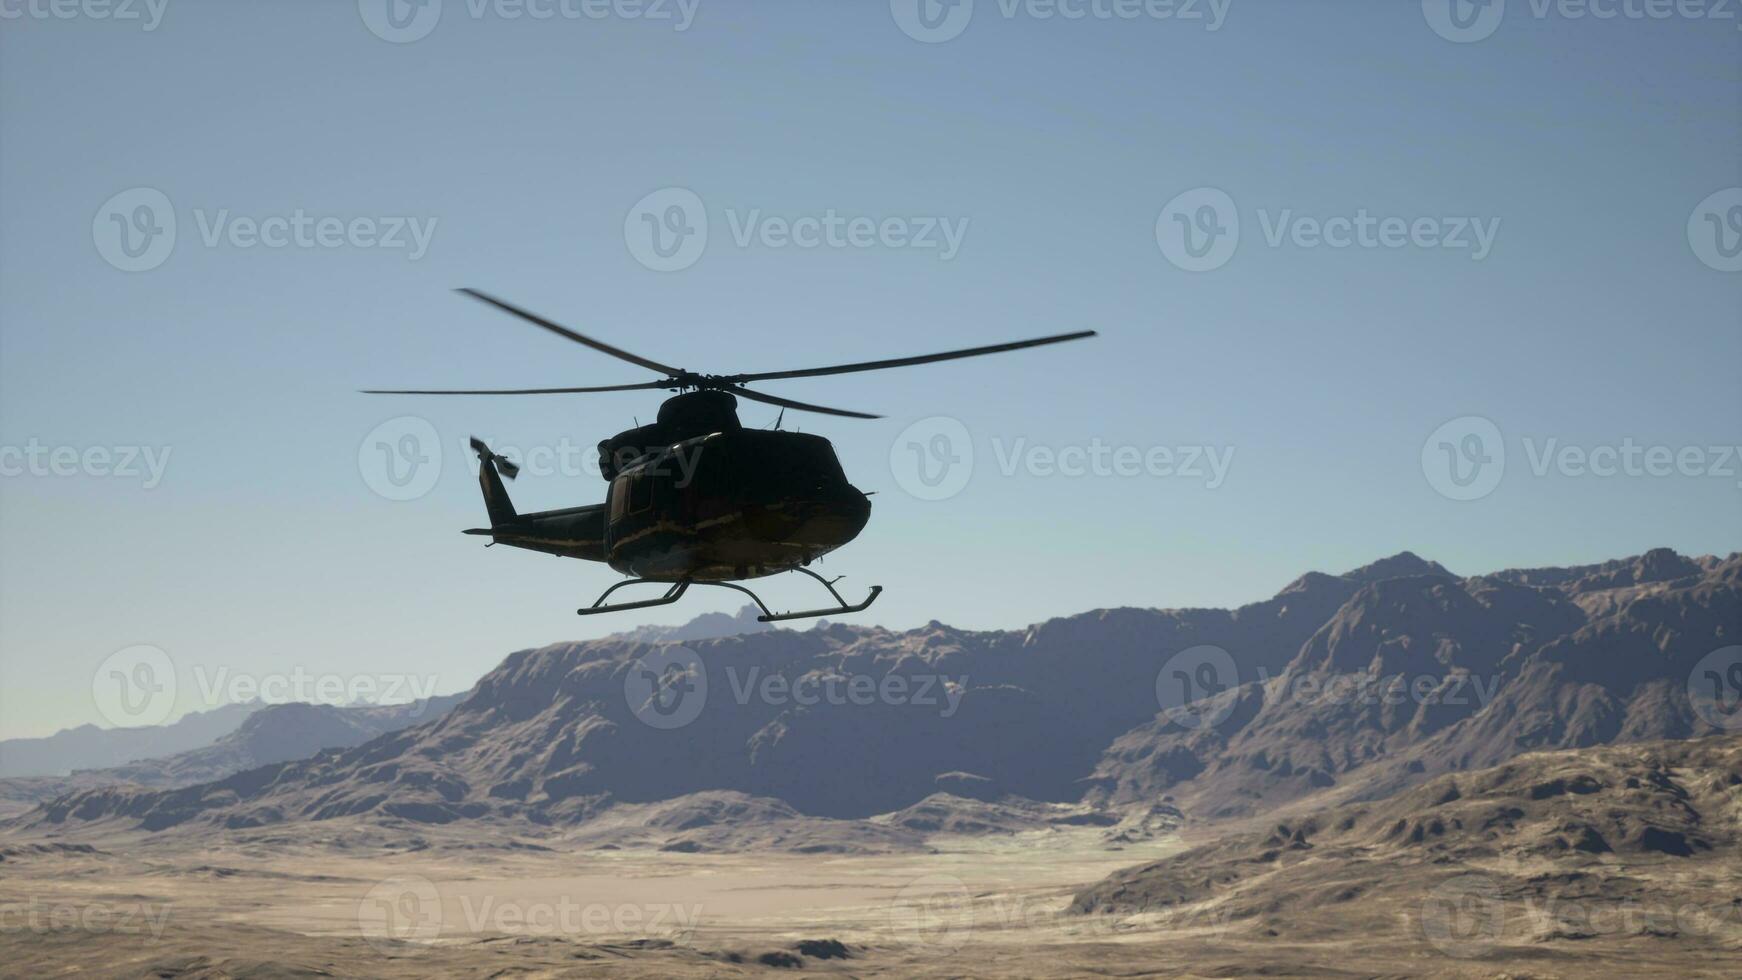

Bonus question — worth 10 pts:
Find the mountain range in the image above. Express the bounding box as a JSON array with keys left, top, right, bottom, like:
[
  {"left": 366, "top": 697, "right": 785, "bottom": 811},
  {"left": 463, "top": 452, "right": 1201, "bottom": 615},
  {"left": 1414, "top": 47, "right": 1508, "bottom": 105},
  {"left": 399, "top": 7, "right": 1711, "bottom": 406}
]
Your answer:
[
  {"left": 0, "top": 697, "right": 462, "bottom": 817},
  {"left": 0, "top": 701, "right": 259, "bottom": 779},
  {"left": 24, "top": 547, "right": 1738, "bottom": 838}
]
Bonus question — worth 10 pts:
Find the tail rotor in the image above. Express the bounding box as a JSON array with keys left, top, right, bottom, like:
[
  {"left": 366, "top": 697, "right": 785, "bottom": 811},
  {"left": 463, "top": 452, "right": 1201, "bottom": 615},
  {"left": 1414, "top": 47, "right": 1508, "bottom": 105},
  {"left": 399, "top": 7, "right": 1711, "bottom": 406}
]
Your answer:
[{"left": 470, "top": 437, "right": 520, "bottom": 480}]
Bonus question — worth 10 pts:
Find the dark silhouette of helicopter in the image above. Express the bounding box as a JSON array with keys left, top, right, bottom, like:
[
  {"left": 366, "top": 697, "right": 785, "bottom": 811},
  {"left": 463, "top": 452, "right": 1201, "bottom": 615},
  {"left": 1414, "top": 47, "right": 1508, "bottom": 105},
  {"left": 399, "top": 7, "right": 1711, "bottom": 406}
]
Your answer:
[{"left": 366, "top": 289, "right": 1095, "bottom": 621}]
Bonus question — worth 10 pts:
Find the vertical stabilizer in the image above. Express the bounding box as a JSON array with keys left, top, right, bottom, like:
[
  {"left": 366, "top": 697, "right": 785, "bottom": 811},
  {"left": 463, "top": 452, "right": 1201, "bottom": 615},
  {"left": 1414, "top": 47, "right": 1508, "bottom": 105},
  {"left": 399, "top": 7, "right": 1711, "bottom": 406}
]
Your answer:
[{"left": 470, "top": 437, "right": 518, "bottom": 526}]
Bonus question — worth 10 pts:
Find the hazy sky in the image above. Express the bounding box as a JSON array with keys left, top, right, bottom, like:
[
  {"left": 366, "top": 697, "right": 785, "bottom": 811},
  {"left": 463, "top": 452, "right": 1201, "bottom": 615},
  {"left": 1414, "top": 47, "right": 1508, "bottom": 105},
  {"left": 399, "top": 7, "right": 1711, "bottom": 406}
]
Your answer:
[{"left": 2, "top": 0, "right": 1738, "bottom": 738}]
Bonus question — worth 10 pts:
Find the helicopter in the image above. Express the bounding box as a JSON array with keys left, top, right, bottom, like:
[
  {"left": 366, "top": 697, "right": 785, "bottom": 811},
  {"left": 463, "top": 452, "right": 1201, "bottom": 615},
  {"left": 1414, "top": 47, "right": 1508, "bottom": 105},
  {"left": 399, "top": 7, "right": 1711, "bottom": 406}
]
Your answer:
[{"left": 365, "top": 289, "right": 1096, "bottom": 622}]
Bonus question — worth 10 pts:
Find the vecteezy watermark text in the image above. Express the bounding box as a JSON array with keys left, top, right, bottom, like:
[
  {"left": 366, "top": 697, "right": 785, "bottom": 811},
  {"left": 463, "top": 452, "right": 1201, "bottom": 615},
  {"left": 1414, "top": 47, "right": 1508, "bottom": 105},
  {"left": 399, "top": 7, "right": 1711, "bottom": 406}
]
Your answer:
[
  {"left": 357, "top": 875, "right": 701, "bottom": 952},
  {"left": 189, "top": 209, "right": 437, "bottom": 260},
  {"left": 889, "top": 416, "right": 1234, "bottom": 501},
  {"left": 991, "top": 437, "right": 1233, "bottom": 486},
  {"left": 1422, "top": 416, "right": 1742, "bottom": 501},
  {"left": 358, "top": 419, "right": 715, "bottom": 502},
  {"left": 623, "top": 647, "right": 967, "bottom": 728},
  {"left": 0, "top": 0, "right": 168, "bottom": 30},
  {"left": 0, "top": 898, "right": 173, "bottom": 940},
  {"left": 889, "top": 0, "right": 1231, "bottom": 44},
  {"left": 1155, "top": 644, "right": 1507, "bottom": 731},
  {"left": 189, "top": 665, "right": 443, "bottom": 708},
  {"left": 887, "top": 871, "right": 1231, "bottom": 956},
  {"left": 360, "top": 0, "right": 700, "bottom": 44},
  {"left": 0, "top": 440, "right": 172, "bottom": 488},
  {"left": 624, "top": 187, "right": 968, "bottom": 271},
  {"left": 1420, "top": 873, "right": 1742, "bottom": 958},
  {"left": 463, "top": 435, "right": 706, "bottom": 486},
  {"left": 724, "top": 667, "right": 966, "bottom": 717},
  {"left": 1423, "top": 0, "right": 1742, "bottom": 44},
  {"left": 94, "top": 188, "right": 438, "bottom": 272},
  {"left": 91, "top": 643, "right": 446, "bottom": 728},
  {"left": 1156, "top": 187, "right": 1501, "bottom": 271}
]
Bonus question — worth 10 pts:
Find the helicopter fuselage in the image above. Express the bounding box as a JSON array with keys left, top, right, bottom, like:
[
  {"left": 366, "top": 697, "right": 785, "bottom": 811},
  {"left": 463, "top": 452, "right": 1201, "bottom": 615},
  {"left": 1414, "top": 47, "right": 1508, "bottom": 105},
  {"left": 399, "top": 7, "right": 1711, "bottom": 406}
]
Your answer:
[{"left": 474, "top": 427, "right": 872, "bottom": 582}]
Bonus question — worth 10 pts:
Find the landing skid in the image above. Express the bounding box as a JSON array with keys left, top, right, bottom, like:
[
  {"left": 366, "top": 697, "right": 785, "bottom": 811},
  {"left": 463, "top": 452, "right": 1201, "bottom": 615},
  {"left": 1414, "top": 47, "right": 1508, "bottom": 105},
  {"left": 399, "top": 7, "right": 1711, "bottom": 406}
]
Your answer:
[{"left": 577, "top": 567, "right": 882, "bottom": 623}]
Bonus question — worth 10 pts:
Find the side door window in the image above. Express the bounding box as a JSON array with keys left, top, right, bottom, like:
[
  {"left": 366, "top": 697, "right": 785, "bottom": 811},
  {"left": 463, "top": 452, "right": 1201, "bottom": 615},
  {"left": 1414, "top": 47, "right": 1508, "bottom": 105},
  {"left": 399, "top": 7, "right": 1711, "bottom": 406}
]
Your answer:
[
  {"left": 628, "top": 472, "right": 654, "bottom": 515},
  {"left": 609, "top": 475, "right": 632, "bottom": 522}
]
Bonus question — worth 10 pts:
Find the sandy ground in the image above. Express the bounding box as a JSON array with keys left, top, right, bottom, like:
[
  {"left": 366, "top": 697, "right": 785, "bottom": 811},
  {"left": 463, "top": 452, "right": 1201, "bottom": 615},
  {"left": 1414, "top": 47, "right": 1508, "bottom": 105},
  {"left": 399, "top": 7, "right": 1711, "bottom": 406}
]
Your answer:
[{"left": 1, "top": 821, "right": 1735, "bottom": 977}]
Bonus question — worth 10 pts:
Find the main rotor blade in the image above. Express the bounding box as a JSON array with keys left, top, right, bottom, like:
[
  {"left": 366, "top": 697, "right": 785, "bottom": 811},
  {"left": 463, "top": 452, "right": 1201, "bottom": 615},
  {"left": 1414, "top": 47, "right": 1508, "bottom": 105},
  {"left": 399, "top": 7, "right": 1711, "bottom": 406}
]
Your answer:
[
  {"left": 457, "top": 288, "right": 684, "bottom": 376},
  {"left": 727, "top": 385, "right": 881, "bottom": 420},
  {"left": 361, "top": 382, "right": 670, "bottom": 395},
  {"left": 723, "top": 330, "right": 1097, "bottom": 384}
]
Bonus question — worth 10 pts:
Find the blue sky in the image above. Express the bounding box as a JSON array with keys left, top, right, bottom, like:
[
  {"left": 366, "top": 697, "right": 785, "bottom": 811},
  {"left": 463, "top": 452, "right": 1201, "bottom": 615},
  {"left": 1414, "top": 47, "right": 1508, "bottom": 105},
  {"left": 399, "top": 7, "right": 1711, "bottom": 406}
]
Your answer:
[{"left": 2, "top": 0, "right": 1738, "bottom": 737}]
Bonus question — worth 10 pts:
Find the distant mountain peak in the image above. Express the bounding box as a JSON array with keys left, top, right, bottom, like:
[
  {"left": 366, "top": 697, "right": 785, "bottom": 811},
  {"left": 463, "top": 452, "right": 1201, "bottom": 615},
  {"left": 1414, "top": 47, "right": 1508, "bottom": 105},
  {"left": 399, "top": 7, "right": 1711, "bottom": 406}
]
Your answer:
[
  {"left": 613, "top": 604, "right": 777, "bottom": 644},
  {"left": 1276, "top": 570, "right": 1349, "bottom": 597},
  {"left": 1339, "top": 551, "right": 1454, "bottom": 586}
]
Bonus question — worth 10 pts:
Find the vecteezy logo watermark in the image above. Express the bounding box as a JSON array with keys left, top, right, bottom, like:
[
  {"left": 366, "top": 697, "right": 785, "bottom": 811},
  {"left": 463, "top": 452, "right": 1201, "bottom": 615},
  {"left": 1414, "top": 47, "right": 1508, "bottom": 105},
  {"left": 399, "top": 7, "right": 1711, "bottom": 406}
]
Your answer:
[
  {"left": 1420, "top": 874, "right": 1505, "bottom": 957},
  {"left": 890, "top": 0, "right": 975, "bottom": 41},
  {"left": 1688, "top": 187, "right": 1742, "bottom": 272},
  {"left": 1421, "top": 0, "right": 1506, "bottom": 42},
  {"left": 0, "top": 440, "right": 172, "bottom": 488},
  {"left": 93, "top": 188, "right": 176, "bottom": 272},
  {"left": 93, "top": 188, "right": 439, "bottom": 271},
  {"left": 890, "top": 416, "right": 975, "bottom": 501},
  {"left": 1155, "top": 645, "right": 1238, "bottom": 729},
  {"left": 360, "top": 416, "right": 443, "bottom": 502},
  {"left": 359, "top": 0, "right": 699, "bottom": 43},
  {"left": 1156, "top": 187, "right": 1239, "bottom": 272},
  {"left": 624, "top": 187, "right": 709, "bottom": 272},
  {"left": 887, "top": 873, "right": 973, "bottom": 954},
  {"left": 357, "top": 875, "right": 442, "bottom": 952},
  {"left": 359, "top": 0, "right": 444, "bottom": 42},
  {"left": 1688, "top": 645, "right": 1742, "bottom": 731},
  {"left": 623, "top": 187, "right": 970, "bottom": 272},
  {"left": 0, "top": 0, "right": 168, "bottom": 30},
  {"left": 1157, "top": 188, "right": 1501, "bottom": 271},
  {"left": 1421, "top": 415, "right": 1505, "bottom": 501},
  {"left": 891, "top": 0, "right": 1229, "bottom": 43},
  {"left": 625, "top": 646, "right": 708, "bottom": 729},
  {"left": 91, "top": 644, "right": 177, "bottom": 727}
]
